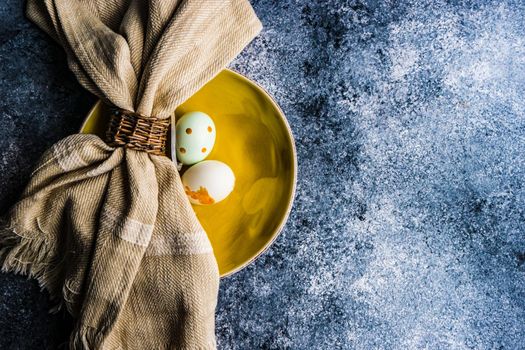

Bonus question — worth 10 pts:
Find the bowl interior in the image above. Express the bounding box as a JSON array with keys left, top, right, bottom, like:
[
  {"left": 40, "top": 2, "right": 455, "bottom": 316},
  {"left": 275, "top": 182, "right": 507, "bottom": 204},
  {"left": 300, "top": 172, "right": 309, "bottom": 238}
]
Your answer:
[{"left": 81, "top": 69, "right": 296, "bottom": 277}]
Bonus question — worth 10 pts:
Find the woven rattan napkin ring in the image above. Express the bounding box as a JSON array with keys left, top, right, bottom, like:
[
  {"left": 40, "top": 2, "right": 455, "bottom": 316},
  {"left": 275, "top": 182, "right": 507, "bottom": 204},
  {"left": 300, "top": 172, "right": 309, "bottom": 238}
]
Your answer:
[{"left": 105, "top": 109, "right": 170, "bottom": 156}]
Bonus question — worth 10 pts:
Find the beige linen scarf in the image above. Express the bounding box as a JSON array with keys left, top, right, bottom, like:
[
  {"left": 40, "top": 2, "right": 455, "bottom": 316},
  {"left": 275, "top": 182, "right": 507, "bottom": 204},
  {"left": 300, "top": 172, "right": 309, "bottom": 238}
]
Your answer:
[{"left": 0, "top": 0, "right": 261, "bottom": 348}]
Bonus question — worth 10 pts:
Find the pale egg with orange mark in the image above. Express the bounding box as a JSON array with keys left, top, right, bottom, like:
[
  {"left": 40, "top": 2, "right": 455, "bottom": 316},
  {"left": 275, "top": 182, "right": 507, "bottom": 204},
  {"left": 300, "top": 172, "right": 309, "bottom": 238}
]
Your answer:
[
  {"left": 182, "top": 160, "right": 235, "bottom": 205},
  {"left": 176, "top": 111, "right": 216, "bottom": 165}
]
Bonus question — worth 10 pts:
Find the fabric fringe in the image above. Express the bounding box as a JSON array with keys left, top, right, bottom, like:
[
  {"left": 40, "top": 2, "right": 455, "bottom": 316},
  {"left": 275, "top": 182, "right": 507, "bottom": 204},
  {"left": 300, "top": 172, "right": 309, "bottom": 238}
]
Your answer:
[
  {"left": 0, "top": 219, "right": 64, "bottom": 312},
  {"left": 70, "top": 325, "right": 105, "bottom": 350}
]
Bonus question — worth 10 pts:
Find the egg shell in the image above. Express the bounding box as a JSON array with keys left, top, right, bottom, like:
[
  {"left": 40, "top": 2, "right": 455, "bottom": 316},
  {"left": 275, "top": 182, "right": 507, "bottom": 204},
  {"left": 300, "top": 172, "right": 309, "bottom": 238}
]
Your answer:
[
  {"left": 176, "top": 111, "right": 216, "bottom": 165},
  {"left": 182, "top": 160, "right": 235, "bottom": 205}
]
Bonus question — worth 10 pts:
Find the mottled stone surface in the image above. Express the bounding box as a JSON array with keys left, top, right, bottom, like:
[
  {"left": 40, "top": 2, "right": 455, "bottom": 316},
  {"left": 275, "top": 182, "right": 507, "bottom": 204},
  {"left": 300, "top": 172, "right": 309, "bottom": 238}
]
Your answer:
[{"left": 1, "top": 0, "right": 524, "bottom": 349}]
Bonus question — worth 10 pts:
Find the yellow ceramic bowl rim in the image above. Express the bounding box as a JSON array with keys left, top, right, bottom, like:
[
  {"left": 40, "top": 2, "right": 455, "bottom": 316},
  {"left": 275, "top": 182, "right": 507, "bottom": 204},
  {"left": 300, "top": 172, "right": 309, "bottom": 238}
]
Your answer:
[{"left": 80, "top": 68, "right": 297, "bottom": 278}]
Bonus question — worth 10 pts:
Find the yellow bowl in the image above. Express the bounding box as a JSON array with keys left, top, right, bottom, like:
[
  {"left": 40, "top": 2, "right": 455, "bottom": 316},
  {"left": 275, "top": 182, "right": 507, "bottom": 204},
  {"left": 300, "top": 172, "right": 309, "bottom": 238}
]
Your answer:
[{"left": 80, "top": 69, "right": 297, "bottom": 277}]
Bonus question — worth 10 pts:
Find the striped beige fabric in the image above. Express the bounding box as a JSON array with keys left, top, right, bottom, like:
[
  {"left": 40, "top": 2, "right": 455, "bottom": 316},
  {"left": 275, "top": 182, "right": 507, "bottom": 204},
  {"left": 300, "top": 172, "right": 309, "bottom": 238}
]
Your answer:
[{"left": 0, "top": 1, "right": 261, "bottom": 349}]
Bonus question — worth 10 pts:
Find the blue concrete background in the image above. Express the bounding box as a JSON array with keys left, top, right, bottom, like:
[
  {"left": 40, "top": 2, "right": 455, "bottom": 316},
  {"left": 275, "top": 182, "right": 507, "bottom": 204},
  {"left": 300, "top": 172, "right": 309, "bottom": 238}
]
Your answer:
[{"left": 1, "top": 0, "right": 524, "bottom": 349}]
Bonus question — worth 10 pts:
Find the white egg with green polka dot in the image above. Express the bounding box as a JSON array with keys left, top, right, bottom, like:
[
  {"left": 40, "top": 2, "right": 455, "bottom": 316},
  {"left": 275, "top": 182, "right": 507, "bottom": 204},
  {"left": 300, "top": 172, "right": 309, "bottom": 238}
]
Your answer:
[{"left": 175, "top": 111, "right": 216, "bottom": 165}]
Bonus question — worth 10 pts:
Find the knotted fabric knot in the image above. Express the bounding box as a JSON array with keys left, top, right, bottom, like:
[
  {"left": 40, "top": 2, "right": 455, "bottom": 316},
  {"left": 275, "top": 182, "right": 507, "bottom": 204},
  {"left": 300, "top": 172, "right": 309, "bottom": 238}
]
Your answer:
[{"left": 105, "top": 109, "right": 170, "bottom": 156}]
